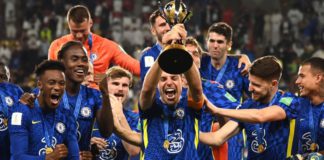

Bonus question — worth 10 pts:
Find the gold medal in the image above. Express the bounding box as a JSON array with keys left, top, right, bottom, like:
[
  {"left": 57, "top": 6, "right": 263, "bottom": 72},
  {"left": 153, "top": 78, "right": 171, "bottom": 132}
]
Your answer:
[
  {"left": 163, "top": 140, "right": 170, "bottom": 149},
  {"left": 310, "top": 143, "right": 317, "bottom": 151},
  {"left": 257, "top": 144, "right": 265, "bottom": 153},
  {"left": 45, "top": 147, "right": 53, "bottom": 154},
  {"left": 3, "top": 118, "right": 8, "bottom": 126}
]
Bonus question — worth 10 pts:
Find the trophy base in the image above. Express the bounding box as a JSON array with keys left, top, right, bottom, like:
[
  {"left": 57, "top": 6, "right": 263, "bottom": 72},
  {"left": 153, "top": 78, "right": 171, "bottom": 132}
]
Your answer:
[{"left": 158, "top": 44, "right": 193, "bottom": 74}]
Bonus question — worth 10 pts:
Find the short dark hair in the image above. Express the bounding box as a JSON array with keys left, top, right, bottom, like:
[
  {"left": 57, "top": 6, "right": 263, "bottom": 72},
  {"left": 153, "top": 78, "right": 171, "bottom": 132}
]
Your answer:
[
  {"left": 249, "top": 56, "right": 282, "bottom": 81},
  {"left": 35, "top": 60, "right": 65, "bottom": 77},
  {"left": 67, "top": 5, "right": 91, "bottom": 23},
  {"left": 57, "top": 41, "right": 87, "bottom": 60},
  {"left": 301, "top": 57, "right": 324, "bottom": 74},
  {"left": 149, "top": 10, "right": 163, "bottom": 26},
  {"left": 207, "top": 22, "right": 233, "bottom": 42}
]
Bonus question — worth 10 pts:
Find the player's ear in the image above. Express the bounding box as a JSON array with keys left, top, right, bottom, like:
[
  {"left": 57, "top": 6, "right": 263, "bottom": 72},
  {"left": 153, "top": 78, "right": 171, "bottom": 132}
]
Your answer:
[
  {"left": 271, "top": 80, "right": 278, "bottom": 87},
  {"left": 37, "top": 80, "right": 43, "bottom": 90}
]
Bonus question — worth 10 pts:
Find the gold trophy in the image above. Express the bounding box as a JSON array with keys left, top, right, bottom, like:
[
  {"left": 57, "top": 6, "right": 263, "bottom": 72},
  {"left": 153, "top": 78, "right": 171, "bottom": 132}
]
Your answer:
[{"left": 158, "top": 0, "right": 193, "bottom": 74}]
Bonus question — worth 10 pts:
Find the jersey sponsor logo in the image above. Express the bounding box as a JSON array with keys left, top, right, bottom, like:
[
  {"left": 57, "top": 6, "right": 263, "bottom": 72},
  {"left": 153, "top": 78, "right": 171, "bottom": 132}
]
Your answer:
[
  {"left": 11, "top": 112, "right": 22, "bottom": 126},
  {"left": 251, "top": 129, "right": 267, "bottom": 153},
  {"left": 167, "top": 129, "right": 185, "bottom": 154},
  {"left": 0, "top": 114, "right": 8, "bottom": 131},
  {"left": 32, "top": 120, "right": 42, "bottom": 125},
  {"left": 144, "top": 56, "right": 154, "bottom": 67},
  {"left": 320, "top": 119, "right": 324, "bottom": 128},
  {"left": 99, "top": 139, "right": 117, "bottom": 160},
  {"left": 81, "top": 107, "right": 91, "bottom": 118},
  {"left": 56, "top": 122, "right": 66, "bottom": 134},
  {"left": 90, "top": 53, "right": 98, "bottom": 61},
  {"left": 38, "top": 137, "right": 57, "bottom": 155},
  {"left": 301, "top": 132, "right": 313, "bottom": 152},
  {"left": 225, "top": 80, "right": 235, "bottom": 89},
  {"left": 5, "top": 96, "right": 13, "bottom": 106}
]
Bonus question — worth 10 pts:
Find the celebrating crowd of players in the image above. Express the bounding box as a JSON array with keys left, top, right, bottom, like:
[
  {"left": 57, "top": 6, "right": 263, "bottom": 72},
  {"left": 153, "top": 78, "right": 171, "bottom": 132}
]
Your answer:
[{"left": 0, "top": 4, "right": 323, "bottom": 160}]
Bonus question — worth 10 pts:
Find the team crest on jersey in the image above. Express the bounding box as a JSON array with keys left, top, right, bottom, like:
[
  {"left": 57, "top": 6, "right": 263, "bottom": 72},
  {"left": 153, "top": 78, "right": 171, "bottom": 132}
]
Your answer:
[
  {"left": 321, "top": 119, "right": 324, "bottom": 128},
  {"left": 99, "top": 140, "right": 117, "bottom": 159},
  {"left": 81, "top": 107, "right": 91, "bottom": 117},
  {"left": 225, "top": 80, "right": 235, "bottom": 89},
  {"left": 167, "top": 129, "right": 185, "bottom": 154},
  {"left": 90, "top": 53, "right": 97, "bottom": 61},
  {"left": 0, "top": 114, "right": 8, "bottom": 131},
  {"left": 56, "top": 122, "right": 66, "bottom": 134},
  {"left": 5, "top": 96, "right": 13, "bottom": 106},
  {"left": 175, "top": 108, "right": 185, "bottom": 119}
]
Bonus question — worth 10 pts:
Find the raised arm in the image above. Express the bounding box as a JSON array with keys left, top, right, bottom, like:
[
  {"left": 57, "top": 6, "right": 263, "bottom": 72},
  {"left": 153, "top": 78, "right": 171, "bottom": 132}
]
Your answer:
[
  {"left": 110, "top": 95, "right": 141, "bottom": 154},
  {"left": 96, "top": 76, "right": 114, "bottom": 137},
  {"left": 199, "top": 120, "right": 240, "bottom": 146},
  {"left": 139, "top": 58, "right": 162, "bottom": 111},
  {"left": 184, "top": 63, "right": 203, "bottom": 104},
  {"left": 206, "top": 100, "right": 286, "bottom": 123}
]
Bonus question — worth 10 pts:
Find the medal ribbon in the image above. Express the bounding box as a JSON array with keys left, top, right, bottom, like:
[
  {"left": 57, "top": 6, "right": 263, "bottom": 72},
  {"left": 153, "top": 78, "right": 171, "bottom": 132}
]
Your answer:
[
  {"left": 209, "top": 57, "right": 229, "bottom": 82},
  {"left": 162, "top": 105, "right": 170, "bottom": 146},
  {"left": 256, "top": 93, "right": 279, "bottom": 149},
  {"left": 88, "top": 34, "right": 94, "bottom": 64},
  {"left": 62, "top": 86, "right": 83, "bottom": 119},
  {"left": 0, "top": 91, "right": 9, "bottom": 117},
  {"left": 35, "top": 99, "right": 56, "bottom": 149}
]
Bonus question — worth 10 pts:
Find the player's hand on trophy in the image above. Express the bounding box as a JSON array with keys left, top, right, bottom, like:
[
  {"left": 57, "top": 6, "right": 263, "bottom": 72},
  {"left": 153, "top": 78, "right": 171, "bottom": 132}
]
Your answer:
[{"left": 162, "top": 24, "right": 187, "bottom": 45}]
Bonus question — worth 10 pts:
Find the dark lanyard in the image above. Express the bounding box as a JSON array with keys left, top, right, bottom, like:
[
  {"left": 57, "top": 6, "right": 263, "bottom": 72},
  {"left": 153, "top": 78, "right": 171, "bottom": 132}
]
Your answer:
[
  {"left": 62, "top": 86, "right": 83, "bottom": 119},
  {"left": 0, "top": 92, "right": 8, "bottom": 117},
  {"left": 256, "top": 93, "right": 278, "bottom": 146},
  {"left": 163, "top": 105, "right": 170, "bottom": 142},
  {"left": 35, "top": 100, "right": 56, "bottom": 148},
  {"left": 88, "top": 34, "right": 94, "bottom": 64},
  {"left": 210, "top": 58, "right": 229, "bottom": 82},
  {"left": 309, "top": 103, "right": 324, "bottom": 145}
]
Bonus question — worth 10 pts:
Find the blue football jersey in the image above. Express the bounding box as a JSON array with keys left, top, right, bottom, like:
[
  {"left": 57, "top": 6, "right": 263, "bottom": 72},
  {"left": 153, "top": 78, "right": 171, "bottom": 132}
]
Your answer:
[
  {"left": 280, "top": 96, "right": 324, "bottom": 154},
  {"left": 139, "top": 96, "right": 200, "bottom": 160},
  {"left": 238, "top": 91, "right": 296, "bottom": 159},
  {"left": 92, "top": 109, "right": 140, "bottom": 160},
  {"left": 140, "top": 43, "right": 162, "bottom": 82},
  {"left": 9, "top": 101, "right": 79, "bottom": 160},
  {"left": 0, "top": 82, "right": 23, "bottom": 160},
  {"left": 33, "top": 85, "right": 102, "bottom": 151},
  {"left": 200, "top": 56, "right": 250, "bottom": 160},
  {"left": 198, "top": 80, "right": 240, "bottom": 160}
]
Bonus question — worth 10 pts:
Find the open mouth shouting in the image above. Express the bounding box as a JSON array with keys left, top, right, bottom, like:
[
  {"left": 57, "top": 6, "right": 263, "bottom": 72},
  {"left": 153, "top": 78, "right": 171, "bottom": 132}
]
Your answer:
[
  {"left": 164, "top": 88, "right": 177, "bottom": 101},
  {"left": 49, "top": 92, "right": 62, "bottom": 106}
]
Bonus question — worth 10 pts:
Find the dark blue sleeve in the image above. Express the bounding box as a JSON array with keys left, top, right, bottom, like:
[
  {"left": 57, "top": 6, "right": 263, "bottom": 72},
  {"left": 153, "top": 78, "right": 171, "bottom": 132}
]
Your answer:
[
  {"left": 9, "top": 104, "right": 45, "bottom": 160},
  {"left": 65, "top": 110, "right": 80, "bottom": 160},
  {"left": 93, "top": 89, "right": 103, "bottom": 114},
  {"left": 15, "top": 85, "right": 24, "bottom": 98},
  {"left": 140, "top": 50, "right": 151, "bottom": 83},
  {"left": 204, "top": 81, "right": 241, "bottom": 109},
  {"left": 277, "top": 93, "right": 300, "bottom": 119}
]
